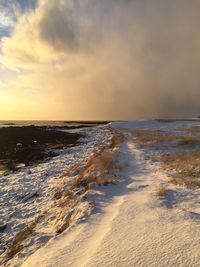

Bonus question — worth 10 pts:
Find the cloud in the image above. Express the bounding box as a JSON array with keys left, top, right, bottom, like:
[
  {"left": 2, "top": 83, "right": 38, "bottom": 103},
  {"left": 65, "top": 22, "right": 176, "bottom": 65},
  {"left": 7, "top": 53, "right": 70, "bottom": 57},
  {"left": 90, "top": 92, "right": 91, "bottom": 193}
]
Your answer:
[
  {"left": 0, "top": 0, "right": 38, "bottom": 41},
  {"left": 0, "top": 0, "right": 200, "bottom": 119},
  {"left": 0, "top": 0, "right": 38, "bottom": 14}
]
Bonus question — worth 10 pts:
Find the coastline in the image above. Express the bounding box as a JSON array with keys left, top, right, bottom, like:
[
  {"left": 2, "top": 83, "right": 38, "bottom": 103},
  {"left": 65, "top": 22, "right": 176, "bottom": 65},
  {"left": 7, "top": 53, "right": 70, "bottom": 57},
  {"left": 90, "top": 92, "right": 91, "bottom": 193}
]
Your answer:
[
  {"left": 0, "top": 124, "right": 113, "bottom": 266},
  {"left": 1, "top": 120, "right": 200, "bottom": 266}
]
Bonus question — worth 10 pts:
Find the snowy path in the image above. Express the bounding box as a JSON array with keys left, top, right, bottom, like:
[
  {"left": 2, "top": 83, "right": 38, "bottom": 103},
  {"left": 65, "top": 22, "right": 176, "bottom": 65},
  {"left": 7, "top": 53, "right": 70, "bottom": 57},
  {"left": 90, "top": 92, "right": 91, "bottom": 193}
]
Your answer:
[{"left": 22, "top": 138, "right": 200, "bottom": 267}]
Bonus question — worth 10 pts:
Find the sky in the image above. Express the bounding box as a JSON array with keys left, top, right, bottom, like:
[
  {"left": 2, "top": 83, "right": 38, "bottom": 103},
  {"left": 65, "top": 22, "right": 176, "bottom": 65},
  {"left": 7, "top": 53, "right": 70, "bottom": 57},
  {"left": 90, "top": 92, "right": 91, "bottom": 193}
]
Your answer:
[{"left": 0, "top": 0, "right": 199, "bottom": 120}]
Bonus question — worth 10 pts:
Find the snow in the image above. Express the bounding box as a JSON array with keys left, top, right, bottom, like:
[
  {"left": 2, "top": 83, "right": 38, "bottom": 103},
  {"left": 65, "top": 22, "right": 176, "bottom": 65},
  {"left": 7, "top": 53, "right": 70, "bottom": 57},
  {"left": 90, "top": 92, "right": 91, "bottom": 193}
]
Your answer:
[
  {"left": 111, "top": 119, "right": 200, "bottom": 131},
  {"left": 0, "top": 126, "right": 112, "bottom": 266},
  {"left": 21, "top": 121, "right": 200, "bottom": 267}
]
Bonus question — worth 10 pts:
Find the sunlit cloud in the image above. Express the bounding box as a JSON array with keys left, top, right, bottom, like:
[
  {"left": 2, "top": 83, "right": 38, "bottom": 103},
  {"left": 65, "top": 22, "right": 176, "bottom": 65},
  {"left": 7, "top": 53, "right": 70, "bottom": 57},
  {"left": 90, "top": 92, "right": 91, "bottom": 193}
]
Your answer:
[
  {"left": 0, "top": 0, "right": 38, "bottom": 40},
  {"left": 0, "top": 0, "right": 200, "bottom": 120}
]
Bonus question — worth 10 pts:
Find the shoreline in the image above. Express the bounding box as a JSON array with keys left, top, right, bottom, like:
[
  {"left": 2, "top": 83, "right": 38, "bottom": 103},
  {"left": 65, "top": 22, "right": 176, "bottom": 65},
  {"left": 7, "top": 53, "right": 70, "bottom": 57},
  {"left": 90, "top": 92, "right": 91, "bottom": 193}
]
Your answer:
[
  {"left": 1, "top": 120, "right": 200, "bottom": 266},
  {"left": 0, "top": 125, "right": 83, "bottom": 175},
  {"left": 0, "top": 125, "right": 114, "bottom": 266}
]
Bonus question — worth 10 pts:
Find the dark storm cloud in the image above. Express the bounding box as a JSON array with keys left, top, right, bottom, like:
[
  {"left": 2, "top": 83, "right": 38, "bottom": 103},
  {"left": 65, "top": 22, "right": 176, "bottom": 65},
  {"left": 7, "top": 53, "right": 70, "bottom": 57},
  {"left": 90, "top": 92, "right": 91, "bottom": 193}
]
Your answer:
[
  {"left": 39, "top": 3, "right": 79, "bottom": 52},
  {"left": 38, "top": 0, "right": 135, "bottom": 53},
  {"left": 1, "top": 0, "right": 200, "bottom": 119}
]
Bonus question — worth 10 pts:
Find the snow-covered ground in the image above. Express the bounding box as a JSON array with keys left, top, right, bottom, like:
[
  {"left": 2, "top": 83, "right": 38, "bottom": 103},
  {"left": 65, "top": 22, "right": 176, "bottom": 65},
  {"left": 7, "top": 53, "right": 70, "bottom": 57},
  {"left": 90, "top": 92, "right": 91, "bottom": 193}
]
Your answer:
[
  {"left": 0, "top": 126, "right": 112, "bottom": 266},
  {"left": 21, "top": 120, "right": 200, "bottom": 267},
  {"left": 112, "top": 119, "right": 200, "bottom": 131}
]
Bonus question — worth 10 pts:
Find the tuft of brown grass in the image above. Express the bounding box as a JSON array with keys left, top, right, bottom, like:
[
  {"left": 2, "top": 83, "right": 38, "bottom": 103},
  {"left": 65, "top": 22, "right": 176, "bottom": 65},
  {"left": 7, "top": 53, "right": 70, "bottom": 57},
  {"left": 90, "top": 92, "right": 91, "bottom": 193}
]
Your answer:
[
  {"left": 1, "top": 214, "right": 43, "bottom": 264},
  {"left": 122, "top": 126, "right": 200, "bottom": 190},
  {"left": 120, "top": 128, "right": 164, "bottom": 137},
  {"left": 64, "top": 163, "right": 81, "bottom": 177},
  {"left": 56, "top": 210, "right": 74, "bottom": 235},
  {"left": 134, "top": 135, "right": 200, "bottom": 145},
  {"left": 68, "top": 149, "right": 117, "bottom": 189},
  {"left": 51, "top": 128, "right": 124, "bottom": 234},
  {"left": 170, "top": 177, "right": 200, "bottom": 189},
  {"left": 161, "top": 151, "right": 200, "bottom": 188},
  {"left": 109, "top": 128, "right": 125, "bottom": 148},
  {"left": 121, "top": 127, "right": 200, "bottom": 148},
  {"left": 186, "top": 126, "right": 200, "bottom": 133},
  {"left": 178, "top": 137, "right": 200, "bottom": 146},
  {"left": 155, "top": 186, "right": 167, "bottom": 197}
]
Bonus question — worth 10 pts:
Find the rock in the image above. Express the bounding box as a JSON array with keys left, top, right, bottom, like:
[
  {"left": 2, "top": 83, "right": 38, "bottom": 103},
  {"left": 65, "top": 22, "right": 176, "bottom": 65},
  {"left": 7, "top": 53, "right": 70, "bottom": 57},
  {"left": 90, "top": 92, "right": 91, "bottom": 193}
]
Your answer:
[{"left": 16, "top": 143, "right": 23, "bottom": 147}]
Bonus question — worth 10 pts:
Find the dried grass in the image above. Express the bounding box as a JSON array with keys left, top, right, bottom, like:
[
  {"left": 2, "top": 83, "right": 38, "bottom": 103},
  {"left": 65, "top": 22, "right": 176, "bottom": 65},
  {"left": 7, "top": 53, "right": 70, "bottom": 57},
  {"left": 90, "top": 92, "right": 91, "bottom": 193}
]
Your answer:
[
  {"left": 52, "top": 129, "right": 124, "bottom": 233},
  {"left": 134, "top": 135, "right": 200, "bottom": 145},
  {"left": 161, "top": 151, "right": 200, "bottom": 188},
  {"left": 120, "top": 128, "right": 163, "bottom": 136},
  {"left": 1, "top": 214, "right": 43, "bottom": 264},
  {"left": 56, "top": 210, "right": 74, "bottom": 234},
  {"left": 51, "top": 147, "right": 118, "bottom": 233},
  {"left": 123, "top": 126, "right": 200, "bottom": 189},
  {"left": 186, "top": 126, "right": 200, "bottom": 133},
  {"left": 109, "top": 128, "right": 125, "bottom": 148},
  {"left": 120, "top": 127, "right": 200, "bottom": 148},
  {"left": 1, "top": 128, "right": 125, "bottom": 265},
  {"left": 170, "top": 177, "right": 200, "bottom": 188},
  {"left": 155, "top": 186, "right": 167, "bottom": 197}
]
